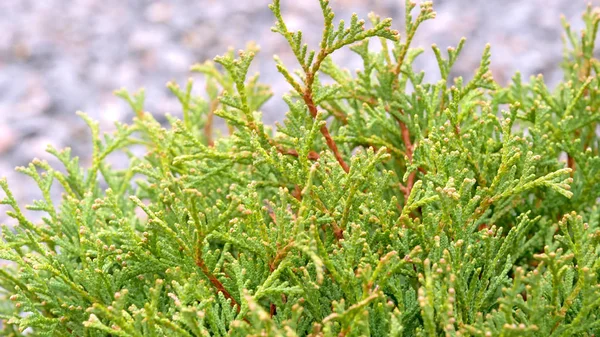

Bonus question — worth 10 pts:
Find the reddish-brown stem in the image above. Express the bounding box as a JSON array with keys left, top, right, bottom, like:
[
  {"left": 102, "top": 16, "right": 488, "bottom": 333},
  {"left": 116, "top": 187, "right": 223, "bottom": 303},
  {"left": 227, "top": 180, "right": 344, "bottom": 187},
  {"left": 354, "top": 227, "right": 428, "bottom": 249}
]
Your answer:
[
  {"left": 242, "top": 107, "right": 319, "bottom": 163},
  {"left": 292, "top": 184, "right": 344, "bottom": 240},
  {"left": 331, "top": 224, "right": 344, "bottom": 241},
  {"left": 303, "top": 74, "right": 350, "bottom": 173},
  {"left": 277, "top": 147, "right": 320, "bottom": 161},
  {"left": 320, "top": 123, "right": 350, "bottom": 173},
  {"left": 567, "top": 153, "right": 576, "bottom": 175},
  {"left": 291, "top": 196, "right": 341, "bottom": 247},
  {"left": 302, "top": 89, "right": 349, "bottom": 173},
  {"left": 439, "top": 91, "right": 446, "bottom": 115},
  {"left": 196, "top": 254, "right": 240, "bottom": 312},
  {"left": 398, "top": 118, "right": 416, "bottom": 200},
  {"left": 292, "top": 184, "right": 302, "bottom": 201},
  {"left": 313, "top": 200, "right": 345, "bottom": 241},
  {"left": 269, "top": 241, "right": 295, "bottom": 272}
]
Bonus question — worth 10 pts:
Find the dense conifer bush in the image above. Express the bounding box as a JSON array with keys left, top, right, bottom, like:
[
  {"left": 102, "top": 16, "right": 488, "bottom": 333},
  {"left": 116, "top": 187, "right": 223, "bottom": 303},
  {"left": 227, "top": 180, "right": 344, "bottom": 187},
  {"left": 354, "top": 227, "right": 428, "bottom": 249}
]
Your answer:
[{"left": 1, "top": 0, "right": 600, "bottom": 335}]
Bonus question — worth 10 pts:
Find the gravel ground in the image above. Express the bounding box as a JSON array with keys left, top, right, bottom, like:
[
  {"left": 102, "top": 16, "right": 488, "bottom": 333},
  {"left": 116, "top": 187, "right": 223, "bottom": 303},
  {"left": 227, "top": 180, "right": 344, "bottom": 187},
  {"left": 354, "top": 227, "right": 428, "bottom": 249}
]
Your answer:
[{"left": 0, "top": 0, "right": 596, "bottom": 224}]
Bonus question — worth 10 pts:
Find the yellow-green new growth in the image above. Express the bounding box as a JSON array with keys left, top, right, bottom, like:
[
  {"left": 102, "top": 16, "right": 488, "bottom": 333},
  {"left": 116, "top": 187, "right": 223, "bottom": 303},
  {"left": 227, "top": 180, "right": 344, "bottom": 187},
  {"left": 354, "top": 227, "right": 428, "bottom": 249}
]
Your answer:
[{"left": 1, "top": 0, "right": 600, "bottom": 336}]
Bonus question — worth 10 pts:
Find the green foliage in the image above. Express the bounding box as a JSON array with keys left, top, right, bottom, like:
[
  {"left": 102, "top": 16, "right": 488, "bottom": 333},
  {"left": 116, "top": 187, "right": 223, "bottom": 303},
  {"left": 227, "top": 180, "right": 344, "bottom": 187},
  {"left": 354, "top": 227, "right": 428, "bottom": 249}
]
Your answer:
[{"left": 1, "top": 1, "right": 600, "bottom": 336}]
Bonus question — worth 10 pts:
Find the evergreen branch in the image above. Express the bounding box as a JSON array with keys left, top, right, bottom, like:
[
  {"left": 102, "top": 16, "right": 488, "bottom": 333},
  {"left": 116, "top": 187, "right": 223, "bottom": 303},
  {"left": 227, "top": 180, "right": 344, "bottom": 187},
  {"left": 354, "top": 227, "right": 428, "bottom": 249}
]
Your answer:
[
  {"left": 195, "top": 252, "right": 241, "bottom": 313},
  {"left": 397, "top": 115, "right": 416, "bottom": 200},
  {"left": 2, "top": 1, "right": 600, "bottom": 336}
]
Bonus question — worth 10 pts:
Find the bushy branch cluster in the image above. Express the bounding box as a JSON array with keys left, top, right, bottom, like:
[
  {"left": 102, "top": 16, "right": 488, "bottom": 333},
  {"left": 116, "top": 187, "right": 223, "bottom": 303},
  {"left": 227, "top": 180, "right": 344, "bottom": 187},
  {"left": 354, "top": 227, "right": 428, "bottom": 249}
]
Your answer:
[{"left": 1, "top": 1, "right": 600, "bottom": 336}]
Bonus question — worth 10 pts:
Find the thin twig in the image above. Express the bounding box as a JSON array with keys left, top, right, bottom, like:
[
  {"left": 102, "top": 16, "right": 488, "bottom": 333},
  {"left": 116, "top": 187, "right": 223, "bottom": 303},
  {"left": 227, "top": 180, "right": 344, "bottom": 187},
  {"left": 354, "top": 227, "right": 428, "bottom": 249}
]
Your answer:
[
  {"left": 398, "top": 117, "right": 416, "bottom": 200},
  {"left": 567, "top": 153, "right": 576, "bottom": 176},
  {"left": 277, "top": 147, "right": 320, "bottom": 161},
  {"left": 269, "top": 241, "right": 295, "bottom": 272},
  {"left": 196, "top": 253, "right": 240, "bottom": 312},
  {"left": 302, "top": 84, "right": 350, "bottom": 173}
]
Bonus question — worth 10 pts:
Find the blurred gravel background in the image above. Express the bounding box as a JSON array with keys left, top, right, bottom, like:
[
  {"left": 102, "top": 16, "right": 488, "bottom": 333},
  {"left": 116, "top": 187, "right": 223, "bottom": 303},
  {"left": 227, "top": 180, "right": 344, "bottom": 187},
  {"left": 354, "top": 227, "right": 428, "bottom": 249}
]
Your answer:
[{"left": 0, "top": 0, "right": 597, "bottom": 223}]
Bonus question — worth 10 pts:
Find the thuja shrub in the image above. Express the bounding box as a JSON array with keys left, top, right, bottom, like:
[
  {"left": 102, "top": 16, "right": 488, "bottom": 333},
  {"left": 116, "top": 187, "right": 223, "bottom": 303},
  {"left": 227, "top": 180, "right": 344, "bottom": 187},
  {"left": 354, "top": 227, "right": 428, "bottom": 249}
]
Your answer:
[{"left": 1, "top": 1, "right": 600, "bottom": 336}]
